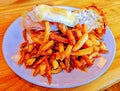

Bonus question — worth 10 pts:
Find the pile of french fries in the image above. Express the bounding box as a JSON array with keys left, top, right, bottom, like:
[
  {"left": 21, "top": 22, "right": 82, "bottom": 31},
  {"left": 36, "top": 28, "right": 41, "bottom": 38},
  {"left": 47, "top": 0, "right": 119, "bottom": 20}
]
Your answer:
[{"left": 18, "top": 21, "right": 108, "bottom": 84}]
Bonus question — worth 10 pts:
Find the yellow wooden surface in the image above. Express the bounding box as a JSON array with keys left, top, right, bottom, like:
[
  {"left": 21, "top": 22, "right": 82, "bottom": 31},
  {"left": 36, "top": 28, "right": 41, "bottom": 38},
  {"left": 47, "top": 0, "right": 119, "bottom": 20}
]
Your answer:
[{"left": 0, "top": 0, "right": 120, "bottom": 91}]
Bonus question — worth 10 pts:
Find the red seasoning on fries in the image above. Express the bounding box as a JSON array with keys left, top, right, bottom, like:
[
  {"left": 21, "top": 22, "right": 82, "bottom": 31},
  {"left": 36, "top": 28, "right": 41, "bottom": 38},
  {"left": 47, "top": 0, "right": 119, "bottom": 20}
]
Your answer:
[{"left": 18, "top": 4, "right": 108, "bottom": 84}]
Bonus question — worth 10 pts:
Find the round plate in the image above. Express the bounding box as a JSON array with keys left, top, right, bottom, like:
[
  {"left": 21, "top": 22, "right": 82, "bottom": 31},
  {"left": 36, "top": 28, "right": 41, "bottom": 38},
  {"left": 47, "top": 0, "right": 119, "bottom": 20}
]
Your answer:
[{"left": 2, "top": 6, "right": 116, "bottom": 88}]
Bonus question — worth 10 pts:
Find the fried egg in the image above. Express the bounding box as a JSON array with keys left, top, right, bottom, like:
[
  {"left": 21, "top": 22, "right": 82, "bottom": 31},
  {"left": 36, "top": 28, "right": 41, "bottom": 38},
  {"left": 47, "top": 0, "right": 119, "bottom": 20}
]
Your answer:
[{"left": 33, "top": 4, "right": 77, "bottom": 27}]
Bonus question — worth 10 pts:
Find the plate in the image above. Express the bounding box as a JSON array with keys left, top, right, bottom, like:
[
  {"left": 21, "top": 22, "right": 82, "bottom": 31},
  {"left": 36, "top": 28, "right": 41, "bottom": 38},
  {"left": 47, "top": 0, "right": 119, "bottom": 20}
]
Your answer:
[{"left": 2, "top": 6, "right": 116, "bottom": 88}]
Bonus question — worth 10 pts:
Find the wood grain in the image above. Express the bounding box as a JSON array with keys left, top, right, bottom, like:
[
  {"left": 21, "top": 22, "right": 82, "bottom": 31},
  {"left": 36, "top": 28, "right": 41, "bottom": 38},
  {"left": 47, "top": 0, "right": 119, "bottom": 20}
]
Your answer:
[{"left": 0, "top": 0, "right": 120, "bottom": 91}]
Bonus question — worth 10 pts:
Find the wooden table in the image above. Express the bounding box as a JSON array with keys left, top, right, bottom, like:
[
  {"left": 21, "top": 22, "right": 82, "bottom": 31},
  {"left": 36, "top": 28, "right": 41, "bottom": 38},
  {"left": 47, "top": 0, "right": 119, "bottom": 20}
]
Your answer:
[{"left": 0, "top": 0, "right": 120, "bottom": 91}]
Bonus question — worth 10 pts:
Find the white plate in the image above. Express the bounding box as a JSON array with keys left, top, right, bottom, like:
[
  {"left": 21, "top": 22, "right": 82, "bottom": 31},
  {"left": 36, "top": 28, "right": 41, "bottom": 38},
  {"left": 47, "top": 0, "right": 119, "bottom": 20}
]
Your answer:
[{"left": 2, "top": 6, "right": 116, "bottom": 88}]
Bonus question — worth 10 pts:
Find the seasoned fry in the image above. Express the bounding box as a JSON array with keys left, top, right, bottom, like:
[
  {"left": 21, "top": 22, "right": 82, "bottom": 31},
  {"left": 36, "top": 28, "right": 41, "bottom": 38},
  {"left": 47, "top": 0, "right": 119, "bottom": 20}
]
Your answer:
[{"left": 72, "top": 33, "right": 88, "bottom": 51}]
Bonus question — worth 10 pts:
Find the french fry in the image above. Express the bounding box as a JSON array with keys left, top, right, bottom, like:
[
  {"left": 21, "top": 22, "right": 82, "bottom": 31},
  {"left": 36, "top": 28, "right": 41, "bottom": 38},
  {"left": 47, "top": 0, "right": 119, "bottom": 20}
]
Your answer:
[
  {"left": 37, "top": 43, "right": 45, "bottom": 57},
  {"left": 58, "top": 42, "right": 64, "bottom": 52},
  {"left": 89, "top": 31, "right": 102, "bottom": 40},
  {"left": 51, "top": 67, "right": 62, "bottom": 74},
  {"left": 75, "top": 23, "right": 82, "bottom": 30},
  {"left": 20, "top": 41, "right": 28, "bottom": 49},
  {"left": 89, "top": 52, "right": 100, "bottom": 59},
  {"left": 82, "top": 55, "right": 94, "bottom": 66},
  {"left": 30, "top": 43, "right": 40, "bottom": 56},
  {"left": 71, "top": 46, "right": 93, "bottom": 56},
  {"left": 71, "top": 29, "right": 82, "bottom": 39},
  {"left": 65, "top": 45, "right": 73, "bottom": 58},
  {"left": 18, "top": 50, "right": 26, "bottom": 64},
  {"left": 54, "top": 46, "right": 59, "bottom": 51},
  {"left": 73, "top": 59, "right": 83, "bottom": 68},
  {"left": 70, "top": 58, "right": 77, "bottom": 69},
  {"left": 23, "top": 29, "right": 28, "bottom": 41},
  {"left": 81, "top": 24, "right": 88, "bottom": 34},
  {"left": 33, "top": 63, "right": 41, "bottom": 76},
  {"left": 50, "top": 32, "right": 69, "bottom": 44},
  {"left": 90, "top": 37, "right": 100, "bottom": 46},
  {"left": 60, "top": 62, "right": 66, "bottom": 69},
  {"left": 41, "top": 40, "right": 54, "bottom": 52},
  {"left": 26, "top": 58, "right": 36, "bottom": 66},
  {"left": 44, "top": 21, "right": 50, "bottom": 43},
  {"left": 32, "top": 37, "right": 43, "bottom": 44},
  {"left": 64, "top": 57, "right": 70, "bottom": 72},
  {"left": 58, "top": 23, "right": 67, "bottom": 35},
  {"left": 25, "top": 52, "right": 31, "bottom": 60},
  {"left": 52, "top": 60, "right": 59, "bottom": 69},
  {"left": 72, "top": 33, "right": 88, "bottom": 51},
  {"left": 33, "top": 61, "right": 46, "bottom": 76},
  {"left": 40, "top": 48, "right": 53, "bottom": 56},
  {"left": 99, "top": 42, "right": 108, "bottom": 53},
  {"left": 71, "top": 56, "right": 84, "bottom": 69},
  {"left": 67, "top": 30, "right": 76, "bottom": 45},
  {"left": 39, "top": 61, "right": 47, "bottom": 76},
  {"left": 27, "top": 43, "right": 36, "bottom": 52},
  {"left": 54, "top": 52, "right": 65, "bottom": 61},
  {"left": 45, "top": 58, "right": 52, "bottom": 84},
  {"left": 46, "top": 48, "right": 53, "bottom": 54},
  {"left": 32, "top": 56, "right": 47, "bottom": 69},
  {"left": 85, "top": 39, "right": 93, "bottom": 47},
  {"left": 93, "top": 46, "right": 100, "bottom": 52}
]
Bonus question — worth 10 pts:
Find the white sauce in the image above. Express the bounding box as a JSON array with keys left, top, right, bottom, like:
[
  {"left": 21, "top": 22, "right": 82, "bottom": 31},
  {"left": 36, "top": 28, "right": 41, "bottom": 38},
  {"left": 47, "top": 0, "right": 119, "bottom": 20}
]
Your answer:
[{"left": 75, "top": 9, "right": 103, "bottom": 32}]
